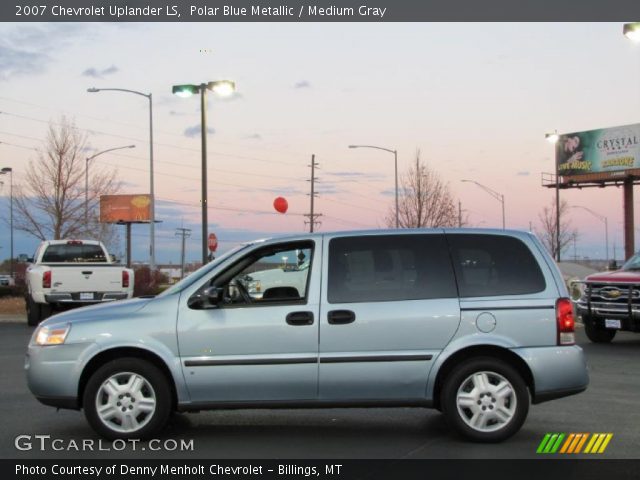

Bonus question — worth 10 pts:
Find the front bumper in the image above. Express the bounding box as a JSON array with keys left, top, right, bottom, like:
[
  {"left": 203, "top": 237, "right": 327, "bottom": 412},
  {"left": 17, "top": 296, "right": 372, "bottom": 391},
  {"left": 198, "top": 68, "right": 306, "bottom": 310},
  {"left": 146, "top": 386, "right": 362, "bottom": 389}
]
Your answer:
[
  {"left": 512, "top": 345, "right": 589, "bottom": 404},
  {"left": 25, "top": 342, "right": 97, "bottom": 409},
  {"left": 576, "top": 303, "right": 640, "bottom": 332}
]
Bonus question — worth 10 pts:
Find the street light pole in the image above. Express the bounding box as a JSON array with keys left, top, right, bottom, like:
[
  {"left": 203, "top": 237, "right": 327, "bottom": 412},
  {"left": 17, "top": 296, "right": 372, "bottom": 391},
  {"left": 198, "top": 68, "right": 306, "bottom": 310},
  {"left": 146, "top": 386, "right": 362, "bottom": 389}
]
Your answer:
[
  {"left": 545, "top": 131, "right": 562, "bottom": 262},
  {"left": 348, "top": 145, "right": 398, "bottom": 228},
  {"left": 460, "top": 179, "right": 505, "bottom": 229},
  {"left": 87, "top": 87, "right": 155, "bottom": 271},
  {"left": 0, "top": 167, "right": 13, "bottom": 279},
  {"left": 172, "top": 80, "right": 236, "bottom": 265},
  {"left": 200, "top": 83, "right": 209, "bottom": 266},
  {"left": 570, "top": 205, "right": 609, "bottom": 264},
  {"left": 85, "top": 145, "right": 136, "bottom": 228}
]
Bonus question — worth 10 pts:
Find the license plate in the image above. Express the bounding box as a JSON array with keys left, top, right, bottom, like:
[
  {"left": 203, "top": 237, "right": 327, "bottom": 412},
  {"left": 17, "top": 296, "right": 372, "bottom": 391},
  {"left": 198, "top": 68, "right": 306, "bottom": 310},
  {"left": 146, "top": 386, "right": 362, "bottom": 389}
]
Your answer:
[
  {"left": 80, "top": 292, "right": 94, "bottom": 300},
  {"left": 605, "top": 319, "right": 621, "bottom": 329}
]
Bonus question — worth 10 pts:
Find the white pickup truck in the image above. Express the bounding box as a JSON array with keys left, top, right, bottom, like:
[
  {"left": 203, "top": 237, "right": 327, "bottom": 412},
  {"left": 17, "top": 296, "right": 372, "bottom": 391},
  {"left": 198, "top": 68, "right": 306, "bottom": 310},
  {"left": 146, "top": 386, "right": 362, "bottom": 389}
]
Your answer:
[{"left": 25, "top": 240, "right": 134, "bottom": 326}]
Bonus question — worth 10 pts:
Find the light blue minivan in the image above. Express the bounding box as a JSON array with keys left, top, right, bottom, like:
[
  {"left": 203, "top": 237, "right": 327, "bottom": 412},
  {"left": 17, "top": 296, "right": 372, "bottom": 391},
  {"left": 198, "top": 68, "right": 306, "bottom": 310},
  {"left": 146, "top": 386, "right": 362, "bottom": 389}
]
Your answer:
[{"left": 25, "top": 229, "right": 588, "bottom": 442}]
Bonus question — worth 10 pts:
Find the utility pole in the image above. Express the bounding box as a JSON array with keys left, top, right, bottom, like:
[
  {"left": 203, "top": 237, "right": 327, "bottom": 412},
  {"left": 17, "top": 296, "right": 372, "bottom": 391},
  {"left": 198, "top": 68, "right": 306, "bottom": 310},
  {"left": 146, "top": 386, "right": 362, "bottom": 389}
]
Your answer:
[
  {"left": 304, "top": 155, "right": 322, "bottom": 232},
  {"left": 175, "top": 227, "right": 191, "bottom": 279}
]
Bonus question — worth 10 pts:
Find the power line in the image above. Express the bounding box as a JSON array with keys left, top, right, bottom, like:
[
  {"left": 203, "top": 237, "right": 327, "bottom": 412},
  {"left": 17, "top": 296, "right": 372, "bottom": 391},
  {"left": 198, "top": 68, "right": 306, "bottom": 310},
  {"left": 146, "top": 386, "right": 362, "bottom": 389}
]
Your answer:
[{"left": 0, "top": 109, "right": 305, "bottom": 168}]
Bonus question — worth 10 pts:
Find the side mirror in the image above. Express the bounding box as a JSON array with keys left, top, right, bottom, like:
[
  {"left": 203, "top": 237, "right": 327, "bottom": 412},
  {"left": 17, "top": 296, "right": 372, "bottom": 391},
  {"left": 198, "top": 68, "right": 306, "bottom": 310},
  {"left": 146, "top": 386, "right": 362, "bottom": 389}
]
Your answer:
[
  {"left": 204, "top": 286, "right": 223, "bottom": 304},
  {"left": 187, "top": 286, "right": 223, "bottom": 310}
]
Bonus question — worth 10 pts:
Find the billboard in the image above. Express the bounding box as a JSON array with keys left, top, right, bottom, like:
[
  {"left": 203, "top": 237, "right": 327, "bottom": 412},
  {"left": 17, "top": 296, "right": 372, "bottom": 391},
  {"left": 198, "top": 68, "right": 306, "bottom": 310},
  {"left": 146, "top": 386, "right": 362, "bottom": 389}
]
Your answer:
[
  {"left": 100, "top": 194, "right": 151, "bottom": 223},
  {"left": 556, "top": 123, "right": 640, "bottom": 181}
]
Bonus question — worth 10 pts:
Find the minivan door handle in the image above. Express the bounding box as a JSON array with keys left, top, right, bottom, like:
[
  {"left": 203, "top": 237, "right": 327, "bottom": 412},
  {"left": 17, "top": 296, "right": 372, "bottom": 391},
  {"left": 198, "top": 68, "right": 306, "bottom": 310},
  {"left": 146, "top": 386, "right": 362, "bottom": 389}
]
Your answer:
[
  {"left": 286, "top": 311, "right": 314, "bottom": 326},
  {"left": 327, "top": 310, "right": 356, "bottom": 325}
]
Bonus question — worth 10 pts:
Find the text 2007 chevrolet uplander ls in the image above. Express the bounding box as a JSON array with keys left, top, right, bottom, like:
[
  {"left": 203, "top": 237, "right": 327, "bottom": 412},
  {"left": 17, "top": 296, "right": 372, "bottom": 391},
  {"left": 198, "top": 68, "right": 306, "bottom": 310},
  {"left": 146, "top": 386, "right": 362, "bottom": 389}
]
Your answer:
[{"left": 26, "top": 229, "right": 588, "bottom": 442}]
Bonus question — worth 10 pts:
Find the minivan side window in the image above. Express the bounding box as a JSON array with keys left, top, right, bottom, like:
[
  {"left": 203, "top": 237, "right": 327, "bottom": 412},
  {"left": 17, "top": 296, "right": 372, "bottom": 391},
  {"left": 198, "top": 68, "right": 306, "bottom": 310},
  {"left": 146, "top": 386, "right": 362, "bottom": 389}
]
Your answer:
[
  {"left": 328, "top": 234, "right": 457, "bottom": 303},
  {"left": 447, "top": 234, "right": 546, "bottom": 297},
  {"left": 210, "top": 241, "right": 314, "bottom": 306}
]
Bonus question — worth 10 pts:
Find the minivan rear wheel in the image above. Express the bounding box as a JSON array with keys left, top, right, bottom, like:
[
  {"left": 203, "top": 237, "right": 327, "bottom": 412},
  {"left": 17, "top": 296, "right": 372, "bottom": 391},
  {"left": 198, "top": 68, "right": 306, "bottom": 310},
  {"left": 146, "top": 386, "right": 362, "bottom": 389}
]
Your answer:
[
  {"left": 441, "top": 357, "right": 529, "bottom": 442},
  {"left": 83, "top": 358, "right": 172, "bottom": 439}
]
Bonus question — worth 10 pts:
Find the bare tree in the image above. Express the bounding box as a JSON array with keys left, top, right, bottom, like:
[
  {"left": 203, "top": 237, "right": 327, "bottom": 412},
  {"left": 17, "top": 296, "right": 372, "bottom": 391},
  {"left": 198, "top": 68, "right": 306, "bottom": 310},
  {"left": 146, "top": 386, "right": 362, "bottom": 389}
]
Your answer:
[
  {"left": 536, "top": 197, "right": 578, "bottom": 260},
  {"left": 13, "top": 116, "right": 120, "bottom": 245},
  {"left": 386, "top": 150, "right": 459, "bottom": 228}
]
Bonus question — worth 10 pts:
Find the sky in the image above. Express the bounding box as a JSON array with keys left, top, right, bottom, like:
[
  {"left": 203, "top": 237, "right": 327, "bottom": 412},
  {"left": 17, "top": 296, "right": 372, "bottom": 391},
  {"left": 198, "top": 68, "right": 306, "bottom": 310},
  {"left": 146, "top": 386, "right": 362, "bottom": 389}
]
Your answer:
[{"left": 0, "top": 22, "right": 639, "bottom": 264}]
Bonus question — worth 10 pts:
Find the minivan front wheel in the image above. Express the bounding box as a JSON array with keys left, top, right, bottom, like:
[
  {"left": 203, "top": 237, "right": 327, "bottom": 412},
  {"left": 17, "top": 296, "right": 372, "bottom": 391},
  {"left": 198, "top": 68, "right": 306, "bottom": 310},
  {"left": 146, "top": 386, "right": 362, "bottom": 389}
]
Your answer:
[
  {"left": 83, "top": 358, "right": 172, "bottom": 439},
  {"left": 441, "top": 357, "right": 529, "bottom": 442}
]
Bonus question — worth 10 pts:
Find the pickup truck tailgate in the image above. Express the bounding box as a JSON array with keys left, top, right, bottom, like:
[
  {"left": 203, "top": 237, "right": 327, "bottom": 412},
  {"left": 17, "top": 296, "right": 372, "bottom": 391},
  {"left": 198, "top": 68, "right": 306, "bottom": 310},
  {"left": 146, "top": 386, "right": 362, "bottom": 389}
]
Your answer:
[{"left": 48, "top": 265, "right": 125, "bottom": 299}]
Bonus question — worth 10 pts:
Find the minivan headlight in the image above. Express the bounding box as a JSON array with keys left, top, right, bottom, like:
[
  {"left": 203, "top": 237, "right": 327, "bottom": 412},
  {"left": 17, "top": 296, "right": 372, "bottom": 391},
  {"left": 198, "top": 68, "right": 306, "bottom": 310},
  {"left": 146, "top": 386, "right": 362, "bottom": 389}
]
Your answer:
[{"left": 34, "top": 324, "right": 71, "bottom": 346}]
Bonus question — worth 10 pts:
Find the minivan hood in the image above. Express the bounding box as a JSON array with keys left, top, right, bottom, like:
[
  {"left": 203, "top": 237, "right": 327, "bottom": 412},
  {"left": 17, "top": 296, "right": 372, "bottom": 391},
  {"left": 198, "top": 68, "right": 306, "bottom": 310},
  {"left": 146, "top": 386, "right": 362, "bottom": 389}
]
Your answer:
[{"left": 40, "top": 297, "right": 153, "bottom": 326}]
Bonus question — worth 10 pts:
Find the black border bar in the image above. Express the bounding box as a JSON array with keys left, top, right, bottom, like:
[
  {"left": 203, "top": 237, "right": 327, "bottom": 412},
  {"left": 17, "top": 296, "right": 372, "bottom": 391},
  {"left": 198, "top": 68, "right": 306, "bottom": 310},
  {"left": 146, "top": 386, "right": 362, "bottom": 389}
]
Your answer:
[
  {"left": 3, "top": 0, "right": 640, "bottom": 22},
  {"left": 6, "top": 459, "right": 640, "bottom": 480}
]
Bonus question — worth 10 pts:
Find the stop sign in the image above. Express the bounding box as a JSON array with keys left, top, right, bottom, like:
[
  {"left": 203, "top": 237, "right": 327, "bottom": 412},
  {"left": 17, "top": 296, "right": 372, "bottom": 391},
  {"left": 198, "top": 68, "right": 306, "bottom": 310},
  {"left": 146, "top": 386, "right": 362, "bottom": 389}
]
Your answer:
[{"left": 208, "top": 233, "right": 218, "bottom": 252}]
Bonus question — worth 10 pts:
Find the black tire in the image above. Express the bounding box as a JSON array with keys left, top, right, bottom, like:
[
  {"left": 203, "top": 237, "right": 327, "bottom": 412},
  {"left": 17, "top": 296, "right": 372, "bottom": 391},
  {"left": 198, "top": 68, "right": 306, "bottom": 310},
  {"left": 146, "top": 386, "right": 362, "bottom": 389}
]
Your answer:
[
  {"left": 26, "top": 296, "right": 51, "bottom": 327},
  {"left": 83, "top": 358, "right": 172, "bottom": 440},
  {"left": 441, "top": 357, "right": 529, "bottom": 442},
  {"left": 584, "top": 321, "right": 616, "bottom": 343}
]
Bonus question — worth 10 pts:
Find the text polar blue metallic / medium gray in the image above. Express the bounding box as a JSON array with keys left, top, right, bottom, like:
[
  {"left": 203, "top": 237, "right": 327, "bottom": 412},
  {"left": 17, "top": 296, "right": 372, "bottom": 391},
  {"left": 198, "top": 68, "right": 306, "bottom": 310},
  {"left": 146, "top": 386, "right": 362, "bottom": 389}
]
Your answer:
[{"left": 25, "top": 228, "right": 588, "bottom": 442}]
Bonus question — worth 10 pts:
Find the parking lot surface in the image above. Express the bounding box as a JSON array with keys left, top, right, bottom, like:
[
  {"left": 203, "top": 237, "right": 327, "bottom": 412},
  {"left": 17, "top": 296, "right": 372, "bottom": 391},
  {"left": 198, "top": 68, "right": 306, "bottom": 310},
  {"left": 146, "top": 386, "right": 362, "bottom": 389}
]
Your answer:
[{"left": 1, "top": 322, "right": 638, "bottom": 459}]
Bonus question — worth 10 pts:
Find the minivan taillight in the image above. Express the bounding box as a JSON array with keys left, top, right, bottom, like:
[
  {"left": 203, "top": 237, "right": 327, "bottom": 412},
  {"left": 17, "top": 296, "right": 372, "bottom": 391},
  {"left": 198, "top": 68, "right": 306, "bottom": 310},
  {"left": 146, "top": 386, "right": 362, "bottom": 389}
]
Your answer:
[
  {"left": 122, "top": 270, "right": 130, "bottom": 288},
  {"left": 42, "top": 270, "right": 52, "bottom": 289},
  {"left": 556, "top": 298, "right": 575, "bottom": 345}
]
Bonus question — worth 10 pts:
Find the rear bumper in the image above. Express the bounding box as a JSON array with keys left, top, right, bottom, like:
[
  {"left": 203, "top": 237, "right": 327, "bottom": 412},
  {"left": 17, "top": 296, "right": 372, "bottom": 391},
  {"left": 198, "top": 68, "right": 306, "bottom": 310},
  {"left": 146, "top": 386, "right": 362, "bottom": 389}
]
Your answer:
[
  {"left": 512, "top": 345, "right": 589, "bottom": 404},
  {"left": 45, "top": 292, "right": 129, "bottom": 304}
]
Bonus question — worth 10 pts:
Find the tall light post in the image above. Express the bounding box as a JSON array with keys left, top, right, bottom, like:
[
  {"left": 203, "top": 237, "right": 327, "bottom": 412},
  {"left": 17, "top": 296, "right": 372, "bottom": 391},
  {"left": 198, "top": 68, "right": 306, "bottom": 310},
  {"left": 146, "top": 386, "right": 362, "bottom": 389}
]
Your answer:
[
  {"left": 0, "top": 167, "right": 13, "bottom": 279},
  {"left": 85, "top": 145, "right": 135, "bottom": 226},
  {"left": 460, "top": 179, "right": 505, "bottom": 229},
  {"left": 571, "top": 205, "right": 609, "bottom": 263},
  {"left": 172, "top": 80, "right": 236, "bottom": 265},
  {"left": 348, "top": 145, "right": 398, "bottom": 228},
  {"left": 545, "top": 131, "right": 561, "bottom": 262},
  {"left": 87, "top": 87, "right": 155, "bottom": 270},
  {"left": 623, "top": 23, "right": 640, "bottom": 261}
]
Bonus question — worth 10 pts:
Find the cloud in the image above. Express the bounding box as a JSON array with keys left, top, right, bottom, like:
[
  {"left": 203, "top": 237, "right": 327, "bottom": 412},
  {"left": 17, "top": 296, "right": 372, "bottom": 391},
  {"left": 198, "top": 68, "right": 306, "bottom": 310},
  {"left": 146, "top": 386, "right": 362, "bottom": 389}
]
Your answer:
[
  {"left": 516, "top": 171, "right": 530, "bottom": 176},
  {"left": 294, "top": 80, "right": 311, "bottom": 89},
  {"left": 0, "top": 45, "right": 49, "bottom": 81},
  {"left": 244, "top": 133, "right": 262, "bottom": 140},
  {"left": 82, "top": 64, "right": 119, "bottom": 78},
  {"left": 325, "top": 171, "right": 387, "bottom": 182},
  {"left": 184, "top": 125, "right": 215, "bottom": 138},
  {"left": 0, "top": 24, "right": 88, "bottom": 81}
]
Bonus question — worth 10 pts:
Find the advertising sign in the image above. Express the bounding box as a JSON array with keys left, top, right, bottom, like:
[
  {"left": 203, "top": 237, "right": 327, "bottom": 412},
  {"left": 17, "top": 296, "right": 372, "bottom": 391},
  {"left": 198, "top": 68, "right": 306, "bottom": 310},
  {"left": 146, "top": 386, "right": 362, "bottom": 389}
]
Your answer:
[
  {"left": 556, "top": 123, "right": 640, "bottom": 180},
  {"left": 100, "top": 194, "right": 151, "bottom": 223}
]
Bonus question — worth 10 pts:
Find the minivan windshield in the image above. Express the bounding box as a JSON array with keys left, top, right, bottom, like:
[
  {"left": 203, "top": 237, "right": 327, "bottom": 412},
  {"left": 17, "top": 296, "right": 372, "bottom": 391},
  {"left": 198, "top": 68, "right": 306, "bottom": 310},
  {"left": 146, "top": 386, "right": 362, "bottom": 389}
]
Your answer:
[
  {"left": 622, "top": 253, "right": 640, "bottom": 271},
  {"left": 157, "top": 244, "right": 251, "bottom": 297}
]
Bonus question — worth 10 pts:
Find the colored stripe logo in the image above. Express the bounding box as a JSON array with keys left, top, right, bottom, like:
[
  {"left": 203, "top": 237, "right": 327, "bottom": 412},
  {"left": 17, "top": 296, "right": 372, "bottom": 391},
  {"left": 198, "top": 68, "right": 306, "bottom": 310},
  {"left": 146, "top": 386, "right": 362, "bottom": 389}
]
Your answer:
[{"left": 537, "top": 433, "right": 613, "bottom": 454}]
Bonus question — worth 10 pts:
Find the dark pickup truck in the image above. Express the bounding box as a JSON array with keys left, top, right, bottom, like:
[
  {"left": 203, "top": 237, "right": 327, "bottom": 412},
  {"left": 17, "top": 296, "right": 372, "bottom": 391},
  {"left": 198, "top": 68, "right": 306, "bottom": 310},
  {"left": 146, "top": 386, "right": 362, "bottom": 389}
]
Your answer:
[{"left": 575, "top": 254, "right": 640, "bottom": 343}]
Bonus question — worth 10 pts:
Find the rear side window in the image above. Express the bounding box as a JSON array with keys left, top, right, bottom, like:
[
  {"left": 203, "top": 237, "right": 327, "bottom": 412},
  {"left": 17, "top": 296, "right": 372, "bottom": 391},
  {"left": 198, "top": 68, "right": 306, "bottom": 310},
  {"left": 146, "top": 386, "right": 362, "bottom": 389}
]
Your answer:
[
  {"left": 41, "top": 244, "right": 107, "bottom": 263},
  {"left": 328, "top": 234, "right": 457, "bottom": 303},
  {"left": 447, "top": 234, "right": 545, "bottom": 297}
]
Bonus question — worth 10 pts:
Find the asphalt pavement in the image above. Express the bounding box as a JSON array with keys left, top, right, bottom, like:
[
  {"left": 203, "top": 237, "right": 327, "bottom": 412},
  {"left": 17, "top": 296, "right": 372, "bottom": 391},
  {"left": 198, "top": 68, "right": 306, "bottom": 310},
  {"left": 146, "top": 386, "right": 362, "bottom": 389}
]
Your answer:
[{"left": 1, "top": 322, "right": 638, "bottom": 459}]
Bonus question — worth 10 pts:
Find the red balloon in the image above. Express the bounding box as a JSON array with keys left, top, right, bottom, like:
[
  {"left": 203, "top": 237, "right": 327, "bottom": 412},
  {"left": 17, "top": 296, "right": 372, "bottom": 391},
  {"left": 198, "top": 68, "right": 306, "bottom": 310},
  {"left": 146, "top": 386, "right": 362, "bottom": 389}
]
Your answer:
[{"left": 273, "top": 197, "right": 288, "bottom": 214}]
